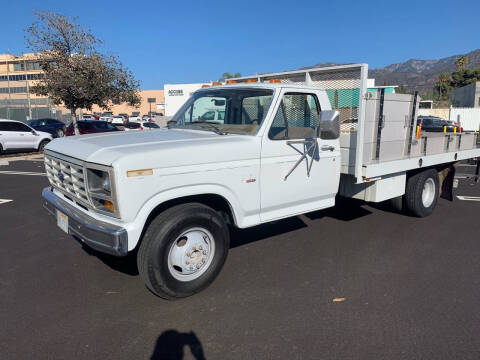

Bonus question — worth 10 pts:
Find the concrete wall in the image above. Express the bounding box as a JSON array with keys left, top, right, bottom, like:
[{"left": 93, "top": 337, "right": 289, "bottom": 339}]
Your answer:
[
  {"left": 450, "top": 82, "right": 480, "bottom": 108},
  {"left": 418, "top": 108, "right": 450, "bottom": 119}
]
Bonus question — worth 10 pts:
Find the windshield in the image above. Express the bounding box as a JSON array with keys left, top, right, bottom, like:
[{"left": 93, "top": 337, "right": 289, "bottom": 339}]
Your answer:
[{"left": 171, "top": 88, "right": 274, "bottom": 135}]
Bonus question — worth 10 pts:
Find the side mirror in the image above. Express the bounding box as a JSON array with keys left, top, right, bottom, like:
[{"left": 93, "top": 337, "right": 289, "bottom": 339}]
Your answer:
[
  {"left": 31, "top": 130, "right": 38, "bottom": 136},
  {"left": 319, "top": 110, "right": 340, "bottom": 139}
]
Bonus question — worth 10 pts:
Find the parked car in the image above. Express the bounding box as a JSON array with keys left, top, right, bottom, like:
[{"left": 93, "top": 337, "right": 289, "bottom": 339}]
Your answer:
[
  {"left": 82, "top": 114, "right": 96, "bottom": 120},
  {"left": 141, "top": 121, "right": 160, "bottom": 130},
  {"left": 27, "top": 118, "right": 66, "bottom": 138},
  {"left": 124, "top": 121, "right": 160, "bottom": 131},
  {"left": 118, "top": 113, "right": 129, "bottom": 121},
  {"left": 418, "top": 116, "right": 463, "bottom": 132},
  {"left": 65, "top": 120, "right": 120, "bottom": 136},
  {"left": 0, "top": 119, "right": 52, "bottom": 153},
  {"left": 99, "top": 116, "right": 114, "bottom": 122},
  {"left": 111, "top": 116, "right": 125, "bottom": 125},
  {"left": 129, "top": 115, "right": 141, "bottom": 122},
  {"left": 124, "top": 122, "right": 142, "bottom": 131}
]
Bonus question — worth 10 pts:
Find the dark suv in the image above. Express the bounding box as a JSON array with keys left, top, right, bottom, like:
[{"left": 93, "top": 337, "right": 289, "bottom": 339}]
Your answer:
[
  {"left": 27, "top": 118, "right": 66, "bottom": 138},
  {"left": 418, "top": 116, "right": 462, "bottom": 132}
]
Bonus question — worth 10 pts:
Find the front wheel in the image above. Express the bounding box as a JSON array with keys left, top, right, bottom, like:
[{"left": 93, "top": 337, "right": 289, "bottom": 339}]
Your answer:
[
  {"left": 137, "top": 203, "right": 230, "bottom": 299},
  {"left": 37, "top": 140, "right": 49, "bottom": 153},
  {"left": 56, "top": 128, "right": 65, "bottom": 138},
  {"left": 405, "top": 169, "right": 439, "bottom": 217}
]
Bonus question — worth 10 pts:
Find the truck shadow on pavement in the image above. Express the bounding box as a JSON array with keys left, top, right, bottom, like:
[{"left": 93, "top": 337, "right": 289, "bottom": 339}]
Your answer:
[
  {"left": 150, "top": 330, "right": 206, "bottom": 360},
  {"left": 80, "top": 197, "right": 374, "bottom": 275}
]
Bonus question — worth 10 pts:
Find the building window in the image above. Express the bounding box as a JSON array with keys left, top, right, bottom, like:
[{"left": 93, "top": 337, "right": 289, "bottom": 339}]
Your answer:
[
  {"left": 8, "top": 75, "right": 26, "bottom": 81},
  {"left": 26, "top": 62, "right": 41, "bottom": 71},
  {"left": 0, "top": 76, "right": 7, "bottom": 82},
  {"left": 13, "top": 63, "right": 25, "bottom": 72},
  {"left": 0, "top": 86, "right": 27, "bottom": 94}
]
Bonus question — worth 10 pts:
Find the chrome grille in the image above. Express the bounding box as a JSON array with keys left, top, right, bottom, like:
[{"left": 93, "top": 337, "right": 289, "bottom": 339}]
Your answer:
[{"left": 44, "top": 154, "right": 90, "bottom": 206}]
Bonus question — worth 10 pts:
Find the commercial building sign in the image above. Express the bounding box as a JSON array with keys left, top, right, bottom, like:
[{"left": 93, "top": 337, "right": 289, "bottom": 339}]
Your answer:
[{"left": 168, "top": 89, "right": 184, "bottom": 96}]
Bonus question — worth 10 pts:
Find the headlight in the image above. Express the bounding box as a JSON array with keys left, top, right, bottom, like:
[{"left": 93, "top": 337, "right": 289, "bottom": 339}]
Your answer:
[
  {"left": 86, "top": 166, "right": 118, "bottom": 216},
  {"left": 86, "top": 168, "right": 111, "bottom": 196}
]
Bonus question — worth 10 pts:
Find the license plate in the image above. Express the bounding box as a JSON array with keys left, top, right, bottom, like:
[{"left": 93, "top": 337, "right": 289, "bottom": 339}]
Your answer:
[{"left": 56, "top": 210, "right": 69, "bottom": 233}]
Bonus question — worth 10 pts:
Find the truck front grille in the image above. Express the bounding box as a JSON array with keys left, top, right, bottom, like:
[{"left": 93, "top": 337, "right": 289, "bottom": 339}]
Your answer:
[{"left": 44, "top": 153, "right": 90, "bottom": 207}]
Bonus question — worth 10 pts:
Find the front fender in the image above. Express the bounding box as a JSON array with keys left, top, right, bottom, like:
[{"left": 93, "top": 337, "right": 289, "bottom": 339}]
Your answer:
[{"left": 124, "top": 183, "right": 255, "bottom": 251}]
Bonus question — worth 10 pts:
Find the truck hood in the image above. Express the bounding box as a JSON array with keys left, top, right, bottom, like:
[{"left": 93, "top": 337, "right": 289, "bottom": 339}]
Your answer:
[{"left": 45, "top": 128, "right": 259, "bottom": 167}]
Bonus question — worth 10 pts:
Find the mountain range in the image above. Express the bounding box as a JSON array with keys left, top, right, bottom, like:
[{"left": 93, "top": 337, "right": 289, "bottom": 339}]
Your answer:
[{"left": 303, "top": 49, "right": 480, "bottom": 93}]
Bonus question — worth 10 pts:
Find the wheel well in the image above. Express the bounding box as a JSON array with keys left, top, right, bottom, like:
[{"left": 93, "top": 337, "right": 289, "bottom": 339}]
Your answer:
[
  {"left": 139, "top": 194, "right": 236, "bottom": 248},
  {"left": 406, "top": 162, "right": 456, "bottom": 200}
]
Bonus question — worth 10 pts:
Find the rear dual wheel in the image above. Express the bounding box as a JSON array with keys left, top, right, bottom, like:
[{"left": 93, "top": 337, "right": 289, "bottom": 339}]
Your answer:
[
  {"left": 405, "top": 169, "right": 439, "bottom": 217},
  {"left": 137, "top": 203, "right": 230, "bottom": 299}
]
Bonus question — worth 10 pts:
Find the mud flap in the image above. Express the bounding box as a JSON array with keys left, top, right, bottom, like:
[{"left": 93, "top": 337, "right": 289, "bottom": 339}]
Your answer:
[{"left": 439, "top": 165, "right": 456, "bottom": 201}]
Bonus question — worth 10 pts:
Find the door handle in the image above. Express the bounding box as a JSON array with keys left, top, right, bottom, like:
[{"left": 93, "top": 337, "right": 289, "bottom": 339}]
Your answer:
[
  {"left": 20, "top": 134, "right": 25, "bottom": 136},
  {"left": 321, "top": 145, "right": 335, "bottom": 151}
]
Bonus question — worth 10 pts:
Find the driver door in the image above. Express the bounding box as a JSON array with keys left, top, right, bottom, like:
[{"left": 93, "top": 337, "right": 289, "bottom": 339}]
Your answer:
[{"left": 260, "top": 90, "right": 340, "bottom": 222}]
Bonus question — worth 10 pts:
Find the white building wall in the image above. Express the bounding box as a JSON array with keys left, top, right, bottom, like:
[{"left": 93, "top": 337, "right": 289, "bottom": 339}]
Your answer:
[
  {"left": 164, "top": 83, "right": 208, "bottom": 116},
  {"left": 450, "top": 108, "right": 480, "bottom": 131}
]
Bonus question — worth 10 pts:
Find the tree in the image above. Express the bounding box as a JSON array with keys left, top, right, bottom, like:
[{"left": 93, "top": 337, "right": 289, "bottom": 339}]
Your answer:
[
  {"left": 450, "top": 67, "right": 480, "bottom": 88},
  {"left": 26, "top": 11, "right": 140, "bottom": 134},
  {"left": 433, "top": 72, "right": 452, "bottom": 101},
  {"left": 219, "top": 72, "right": 242, "bottom": 82},
  {"left": 455, "top": 55, "right": 468, "bottom": 69}
]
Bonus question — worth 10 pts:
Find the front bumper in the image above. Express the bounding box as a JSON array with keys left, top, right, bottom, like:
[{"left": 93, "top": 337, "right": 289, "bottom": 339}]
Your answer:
[{"left": 42, "top": 187, "right": 128, "bottom": 256}]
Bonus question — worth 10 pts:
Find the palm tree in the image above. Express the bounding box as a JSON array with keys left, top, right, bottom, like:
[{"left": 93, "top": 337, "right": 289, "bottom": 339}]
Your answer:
[{"left": 455, "top": 55, "right": 468, "bottom": 69}]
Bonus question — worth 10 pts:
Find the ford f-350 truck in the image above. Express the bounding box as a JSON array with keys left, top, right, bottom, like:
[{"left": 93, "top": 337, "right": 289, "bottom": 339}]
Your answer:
[{"left": 42, "top": 64, "right": 480, "bottom": 299}]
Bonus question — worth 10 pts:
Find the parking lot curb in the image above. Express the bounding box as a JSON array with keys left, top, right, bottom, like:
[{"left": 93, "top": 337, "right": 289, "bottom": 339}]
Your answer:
[{"left": 0, "top": 154, "right": 44, "bottom": 162}]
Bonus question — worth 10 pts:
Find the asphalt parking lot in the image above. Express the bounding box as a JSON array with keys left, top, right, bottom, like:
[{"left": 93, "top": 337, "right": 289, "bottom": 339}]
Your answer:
[{"left": 1, "top": 159, "right": 480, "bottom": 360}]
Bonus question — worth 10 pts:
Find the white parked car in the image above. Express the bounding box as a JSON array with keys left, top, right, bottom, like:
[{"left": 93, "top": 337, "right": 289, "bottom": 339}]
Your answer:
[
  {"left": 111, "top": 116, "right": 125, "bottom": 125},
  {"left": 129, "top": 116, "right": 141, "bottom": 122},
  {"left": 99, "top": 116, "right": 113, "bottom": 122},
  {"left": 0, "top": 119, "right": 52, "bottom": 153},
  {"left": 124, "top": 121, "right": 160, "bottom": 131}
]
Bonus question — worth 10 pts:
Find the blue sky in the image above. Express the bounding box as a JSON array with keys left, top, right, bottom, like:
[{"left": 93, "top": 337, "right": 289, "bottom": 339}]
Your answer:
[{"left": 3, "top": 0, "right": 479, "bottom": 89}]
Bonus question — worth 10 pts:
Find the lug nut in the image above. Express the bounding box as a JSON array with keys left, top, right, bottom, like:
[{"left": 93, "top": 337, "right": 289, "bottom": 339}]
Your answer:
[
  {"left": 198, "top": 245, "right": 203, "bottom": 250},
  {"left": 196, "top": 263, "right": 201, "bottom": 269},
  {"left": 202, "top": 250, "right": 207, "bottom": 255}
]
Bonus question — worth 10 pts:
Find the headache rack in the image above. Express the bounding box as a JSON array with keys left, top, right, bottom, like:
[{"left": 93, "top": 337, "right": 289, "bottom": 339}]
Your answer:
[{"left": 230, "top": 65, "right": 480, "bottom": 183}]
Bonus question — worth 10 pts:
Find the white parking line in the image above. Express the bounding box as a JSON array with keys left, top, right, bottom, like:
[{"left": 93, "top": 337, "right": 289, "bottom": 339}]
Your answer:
[
  {"left": 0, "top": 170, "right": 46, "bottom": 176},
  {"left": 457, "top": 196, "right": 480, "bottom": 201},
  {"left": 0, "top": 199, "right": 13, "bottom": 205}
]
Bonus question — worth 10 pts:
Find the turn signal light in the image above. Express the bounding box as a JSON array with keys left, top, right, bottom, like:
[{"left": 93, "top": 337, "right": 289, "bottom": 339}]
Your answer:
[
  {"left": 269, "top": 79, "right": 281, "bottom": 83},
  {"left": 226, "top": 80, "right": 237, "bottom": 84},
  {"left": 103, "top": 200, "right": 115, "bottom": 212},
  {"left": 201, "top": 84, "right": 210, "bottom": 88},
  {"left": 212, "top": 82, "right": 222, "bottom": 86},
  {"left": 245, "top": 79, "right": 257, "bottom": 83}
]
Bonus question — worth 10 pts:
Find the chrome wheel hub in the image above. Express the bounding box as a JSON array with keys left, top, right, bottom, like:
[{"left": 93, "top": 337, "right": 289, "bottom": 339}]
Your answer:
[
  {"left": 422, "top": 178, "right": 435, "bottom": 208},
  {"left": 167, "top": 227, "right": 215, "bottom": 282}
]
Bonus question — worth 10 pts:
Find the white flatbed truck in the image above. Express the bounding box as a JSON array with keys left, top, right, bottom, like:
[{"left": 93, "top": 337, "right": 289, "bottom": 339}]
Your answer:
[{"left": 42, "top": 64, "right": 480, "bottom": 299}]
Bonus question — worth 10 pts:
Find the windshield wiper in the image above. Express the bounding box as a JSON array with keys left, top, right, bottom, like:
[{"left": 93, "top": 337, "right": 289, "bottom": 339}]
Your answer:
[{"left": 191, "top": 121, "right": 227, "bottom": 135}]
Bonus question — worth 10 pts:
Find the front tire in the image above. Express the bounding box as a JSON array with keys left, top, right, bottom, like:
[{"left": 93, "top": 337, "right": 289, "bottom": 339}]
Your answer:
[
  {"left": 56, "top": 128, "right": 65, "bottom": 138},
  {"left": 37, "top": 140, "right": 49, "bottom": 153},
  {"left": 405, "top": 169, "right": 439, "bottom": 217},
  {"left": 137, "top": 203, "right": 230, "bottom": 299}
]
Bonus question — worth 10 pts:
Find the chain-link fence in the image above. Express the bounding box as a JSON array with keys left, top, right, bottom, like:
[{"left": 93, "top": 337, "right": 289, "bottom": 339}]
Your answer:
[{"left": 0, "top": 97, "right": 67, "bottom": 123}]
